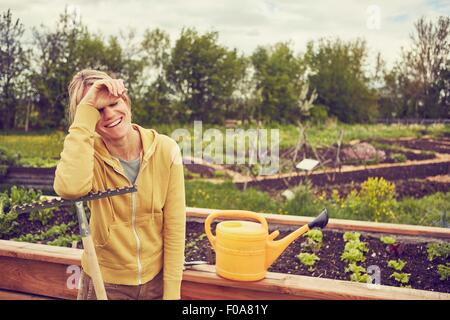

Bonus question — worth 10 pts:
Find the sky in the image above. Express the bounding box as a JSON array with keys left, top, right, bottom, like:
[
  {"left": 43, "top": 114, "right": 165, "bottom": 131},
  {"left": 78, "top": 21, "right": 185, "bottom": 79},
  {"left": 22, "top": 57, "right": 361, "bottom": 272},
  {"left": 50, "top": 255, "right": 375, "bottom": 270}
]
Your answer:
[{"left": 1, "top": 0, "right": 449, "bottom": 68}]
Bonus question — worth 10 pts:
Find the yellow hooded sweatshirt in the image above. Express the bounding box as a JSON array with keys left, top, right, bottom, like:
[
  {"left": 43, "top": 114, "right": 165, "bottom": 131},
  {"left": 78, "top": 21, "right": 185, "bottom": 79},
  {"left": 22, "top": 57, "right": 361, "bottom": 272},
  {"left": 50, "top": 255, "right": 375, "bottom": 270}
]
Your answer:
[{"left": 53, "top": 103, "right": 186, "bottom": 300}]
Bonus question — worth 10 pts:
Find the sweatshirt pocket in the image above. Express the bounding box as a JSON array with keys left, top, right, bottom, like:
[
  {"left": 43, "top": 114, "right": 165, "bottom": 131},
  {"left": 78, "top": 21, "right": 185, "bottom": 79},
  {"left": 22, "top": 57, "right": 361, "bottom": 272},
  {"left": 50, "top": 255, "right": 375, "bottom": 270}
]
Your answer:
[
  {"left": 95, "top": 222, "right": 136, "bottom": 270},
  {"left": 136, "top": 213, "right": 163, "bottom": 265}
]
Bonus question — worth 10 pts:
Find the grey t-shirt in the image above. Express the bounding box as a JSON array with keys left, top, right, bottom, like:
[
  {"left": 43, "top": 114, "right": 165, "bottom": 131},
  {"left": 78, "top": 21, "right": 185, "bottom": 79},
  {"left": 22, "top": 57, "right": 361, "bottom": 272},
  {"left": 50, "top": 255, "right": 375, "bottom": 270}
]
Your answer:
[{"left": 118, "top": 156, "right": 141, "bottom": 184}]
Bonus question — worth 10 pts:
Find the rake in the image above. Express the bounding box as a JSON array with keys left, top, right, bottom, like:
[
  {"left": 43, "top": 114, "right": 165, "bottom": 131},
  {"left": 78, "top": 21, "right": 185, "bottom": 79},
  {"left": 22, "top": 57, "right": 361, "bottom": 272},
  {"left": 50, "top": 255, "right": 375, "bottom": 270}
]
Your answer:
[{"left": 14, "top": 185, "right": 138, "bottom": 300}]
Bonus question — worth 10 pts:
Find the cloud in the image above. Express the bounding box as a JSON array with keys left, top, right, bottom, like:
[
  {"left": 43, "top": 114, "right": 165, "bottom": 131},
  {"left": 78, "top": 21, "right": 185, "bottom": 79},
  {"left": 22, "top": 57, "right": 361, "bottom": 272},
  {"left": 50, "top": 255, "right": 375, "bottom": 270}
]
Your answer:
[{"left": 1, "top": 0, "right": 448, "bottom": 67}]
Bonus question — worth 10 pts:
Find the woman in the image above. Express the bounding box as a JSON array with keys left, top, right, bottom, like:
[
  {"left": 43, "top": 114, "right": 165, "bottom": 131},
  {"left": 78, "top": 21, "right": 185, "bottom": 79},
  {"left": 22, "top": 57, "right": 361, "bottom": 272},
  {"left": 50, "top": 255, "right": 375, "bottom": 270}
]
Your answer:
[{"left": 54, "top": 69, "right": 186, "bottom": 300}]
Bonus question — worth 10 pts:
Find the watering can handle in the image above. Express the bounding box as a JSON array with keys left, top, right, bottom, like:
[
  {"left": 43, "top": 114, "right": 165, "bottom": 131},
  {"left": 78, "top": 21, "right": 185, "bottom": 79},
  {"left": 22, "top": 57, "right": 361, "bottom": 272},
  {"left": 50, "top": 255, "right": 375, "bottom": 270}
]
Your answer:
[{"left": 204, "top": 210, "right": 269, "bottom": 250}]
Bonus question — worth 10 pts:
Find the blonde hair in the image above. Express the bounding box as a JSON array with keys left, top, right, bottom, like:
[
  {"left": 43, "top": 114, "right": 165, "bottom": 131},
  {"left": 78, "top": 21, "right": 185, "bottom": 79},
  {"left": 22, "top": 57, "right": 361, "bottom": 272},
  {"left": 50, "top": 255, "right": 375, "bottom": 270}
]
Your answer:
[{"left": 67, "top": 69, "right": 131, "bottom": 124}]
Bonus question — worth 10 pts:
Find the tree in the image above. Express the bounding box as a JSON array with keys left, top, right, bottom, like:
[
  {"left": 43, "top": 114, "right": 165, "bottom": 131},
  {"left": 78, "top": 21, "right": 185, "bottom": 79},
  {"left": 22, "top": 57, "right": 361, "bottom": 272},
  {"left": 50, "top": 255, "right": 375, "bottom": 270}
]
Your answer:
[
  {"left": 389, "top": 16, "right": 450, "bottom": 118},
  {"left": 31, "top": 9, "right": 90, "bottom": 128},
  {"left": 167, "top": 28, "right": 246, "bottom": 124},
  {"left": 304, "top": 38, "right": 378, "bottom": 123},
  {"left": 0, "top": 9, "right": 29, "bottom": 130},
  {"left": 136, "top": 28, "right": 173, "bottom": 124},
  {"left": 251, "top": 42, "right": 313, "bottom": 123}
]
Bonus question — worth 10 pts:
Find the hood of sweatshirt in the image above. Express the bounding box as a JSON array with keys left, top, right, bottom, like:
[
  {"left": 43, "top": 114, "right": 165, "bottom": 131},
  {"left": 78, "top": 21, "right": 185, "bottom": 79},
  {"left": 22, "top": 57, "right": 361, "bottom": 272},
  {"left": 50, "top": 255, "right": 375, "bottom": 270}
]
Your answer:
[
  {"left": 92, "top": 124, "right": 159, "bottom": 217},
  {"left": 93, "top": 124, "right": 159, "bottom": 169}
]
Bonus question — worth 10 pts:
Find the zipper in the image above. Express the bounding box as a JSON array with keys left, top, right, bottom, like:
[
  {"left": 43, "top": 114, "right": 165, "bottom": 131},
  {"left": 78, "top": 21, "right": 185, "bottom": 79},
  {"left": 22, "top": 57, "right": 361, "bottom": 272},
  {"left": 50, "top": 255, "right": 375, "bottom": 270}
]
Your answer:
[
  {"left": 109, "top": 153, "right": 152, "bottom": 285},
  {"left": 110, "top": 164, "right": 143, "bottom": 285},
  {"left": 132, "top": 191, "right": 142, "bottom": 285}
]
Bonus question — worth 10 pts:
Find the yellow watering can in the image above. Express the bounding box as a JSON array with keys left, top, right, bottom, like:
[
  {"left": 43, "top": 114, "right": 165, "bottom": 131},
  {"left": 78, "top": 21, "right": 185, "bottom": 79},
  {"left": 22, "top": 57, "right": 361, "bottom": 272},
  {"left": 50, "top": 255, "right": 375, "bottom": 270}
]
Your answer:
[{"left": 205, "top": 208, "right": 329, "bottom": 281}]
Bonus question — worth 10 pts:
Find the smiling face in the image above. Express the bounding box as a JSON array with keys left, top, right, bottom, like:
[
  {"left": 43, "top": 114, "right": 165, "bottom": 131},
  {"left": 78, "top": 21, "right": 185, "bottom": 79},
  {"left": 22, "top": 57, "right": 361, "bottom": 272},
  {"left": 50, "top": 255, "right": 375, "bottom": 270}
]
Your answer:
[
  {"left": 95, "top": 97, "right": 132, "bottom": 141},
  {"left": 81, "top": 85, "right": 132, "bottom": 141}
]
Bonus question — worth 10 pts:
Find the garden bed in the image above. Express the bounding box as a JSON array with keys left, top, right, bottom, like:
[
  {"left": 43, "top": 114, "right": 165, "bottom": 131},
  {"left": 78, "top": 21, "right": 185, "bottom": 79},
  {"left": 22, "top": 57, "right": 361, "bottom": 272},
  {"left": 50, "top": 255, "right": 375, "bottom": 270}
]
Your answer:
[
  {"left": 1, "top": 208, "right": 449, "bottom": 300},
  {"left": 300, "top": 176, "right": 450, "bottom": 200},
  {"left": 236, "top": 157, "right": 450, "bottom": 191}
]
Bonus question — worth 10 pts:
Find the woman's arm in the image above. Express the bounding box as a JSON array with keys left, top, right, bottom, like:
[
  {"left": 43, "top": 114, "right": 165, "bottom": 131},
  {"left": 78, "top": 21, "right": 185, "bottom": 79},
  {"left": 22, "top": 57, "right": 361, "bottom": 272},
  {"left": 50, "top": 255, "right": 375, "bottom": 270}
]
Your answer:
[
  {"left": 53, "top": 104, "right": 100, "bottom": 199},
  {"left": 162, "top": 142, "right": 186, "bottom": 300},
  {"left": 54, "top": 79, "right": 124, "bottom": 199}
]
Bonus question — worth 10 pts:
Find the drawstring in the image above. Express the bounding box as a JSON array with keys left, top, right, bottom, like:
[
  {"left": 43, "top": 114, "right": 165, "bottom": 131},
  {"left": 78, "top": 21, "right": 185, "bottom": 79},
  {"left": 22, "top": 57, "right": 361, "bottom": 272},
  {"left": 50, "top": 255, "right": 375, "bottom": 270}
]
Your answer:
[
  {"left": 103, "top": 161, "right": 116, "bottom": 222},
  {"left": 151, "top": 157, "right": 155, "bottom": 224}
]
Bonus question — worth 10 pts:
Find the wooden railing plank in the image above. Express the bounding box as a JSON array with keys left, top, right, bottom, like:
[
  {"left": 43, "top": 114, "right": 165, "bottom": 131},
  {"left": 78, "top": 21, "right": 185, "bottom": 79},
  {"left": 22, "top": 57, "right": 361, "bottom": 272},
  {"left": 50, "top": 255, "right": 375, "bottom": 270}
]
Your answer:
[
  {"left": 0, "top": 255, "right": 78, "bottom": 299},
  {"left": 0, "top": 289, "right": 55, "bottom": 300},
  {"left": 186, "top": 207, "right": 450, "bottom": 239}
]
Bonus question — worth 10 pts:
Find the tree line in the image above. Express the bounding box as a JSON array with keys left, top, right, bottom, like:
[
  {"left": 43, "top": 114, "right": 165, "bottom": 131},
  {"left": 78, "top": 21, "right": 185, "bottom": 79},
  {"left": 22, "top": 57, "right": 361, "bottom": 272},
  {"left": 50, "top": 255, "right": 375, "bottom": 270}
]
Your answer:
[{"left": 0, "top": 8, "right": 449, "bottom": 130}]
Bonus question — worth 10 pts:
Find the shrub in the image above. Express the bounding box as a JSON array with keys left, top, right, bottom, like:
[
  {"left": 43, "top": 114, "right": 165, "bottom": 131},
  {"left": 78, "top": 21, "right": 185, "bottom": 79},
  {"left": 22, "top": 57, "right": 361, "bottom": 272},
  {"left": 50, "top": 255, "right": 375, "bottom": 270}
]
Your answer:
[
  {"left": 309, "top": 104, "right": 329, "bottom": 125},
  {"left": 283, "top": 180, "right": 325, "bottom": 217},
  {"left": 332, "top": 177, "right": 397, "bottom": 222}
]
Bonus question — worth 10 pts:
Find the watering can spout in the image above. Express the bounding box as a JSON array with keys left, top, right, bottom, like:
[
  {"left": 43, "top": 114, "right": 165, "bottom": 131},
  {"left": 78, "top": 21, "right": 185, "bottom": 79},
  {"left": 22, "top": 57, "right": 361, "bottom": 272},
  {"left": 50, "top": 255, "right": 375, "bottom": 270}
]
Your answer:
[{"left": 266, "top": 208, "right": 329, "bottom": 268}]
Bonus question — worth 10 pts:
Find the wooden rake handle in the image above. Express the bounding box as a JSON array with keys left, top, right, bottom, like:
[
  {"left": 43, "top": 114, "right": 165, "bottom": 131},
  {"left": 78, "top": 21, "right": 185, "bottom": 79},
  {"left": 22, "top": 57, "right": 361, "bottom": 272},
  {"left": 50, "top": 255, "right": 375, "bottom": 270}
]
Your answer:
[{"left": 75, "top": 202, "right": 107, "bottom": 300}]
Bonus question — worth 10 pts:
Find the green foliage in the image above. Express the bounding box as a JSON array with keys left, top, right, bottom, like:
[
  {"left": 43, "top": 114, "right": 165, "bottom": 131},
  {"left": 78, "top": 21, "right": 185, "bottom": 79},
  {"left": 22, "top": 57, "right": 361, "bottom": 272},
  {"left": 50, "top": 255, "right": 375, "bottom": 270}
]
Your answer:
[
  {"left": 380, "top": 236, "right": 396, "bottom": 245},
  {"left": 341, "top": 232, "right": 368, "bottom": 265},
  {"left": 380, "top": 17, "right": 450, "bottom": 119},
  {"left": 0, "top": 147, "right": 20, "bottom": 178},
  {"left": 390, "top": 272, "right": 410, "bottom": 284},
  {"left": 396, "top": 192, "right": 450, "bottom": 227},
  {"left": 305, "top": 229, "right": 323, "bottom": 243},
  {"left": 282, "top": 180, "right": 325, "bottom": 217},
  {"left": 350, "top": 272, "right": 370, "bottom": 283},
  {"left": 390, "top": 153, "right": 407, "bottom": 163},
  {"left": 344, "top": 240, "right": 368, "bottom": 253},
  {"left": 0, "top": 9, "right": 29, "bottom": 130},
  {"left": 302, "top": 229, "right": 323, "bottom": 252},
  {"left": 309, "top": 104, "right": 329, "bottom": 125},
  {"left": 47, "top": 234, "right": 81, "bottom": 247},
  {"left": 304, "top": 38, "right": 378, "bottom": 123},
  {"left": 345, "top": 263, "right": 369, "bottom": 283},
  {"left": 343, "top": 232, "right": 361, "bottom": 242},
  {"left": 0, "top": 196, "right": 19, "bottom": 236},
  {"left": 213, "top": 170, "right": 228, "bottom": 178},
  {"left": 17, "top": 157, "right": 58, "bottom": 168},
  {"left": 167, "top": 28, "right": 246, "bottom": 124},
  {"left": 437, "top": 263, "right": 450, "bottom": 281},
  {"left": 185, "top": 180, "right": 282, "bottom": 213},
  {"left": 250, "top": 42, "right": 314, "bottom": 123},
  {"left": 28, "top": 207, "right": 55, "bottom": 225},
  {"left": 331, "top": 177, "right": 397, "bottom": 223},
  {"left": 0, "top": 186, "right": 58, "bottom": 235},
  {"left": 12, "top": 222, "right": 76, "bottom": 243},
  {"left": 388, "top": 259, "right": 406, "bottom": 271},
  {"left": 0, "top": 132, "right": 64, "bottom": 160},
  {"left": 340, "top": 248, "right": 366, "bottom": 264},
  {"left": 427, "top": 242, "right": 450, "bottom": 261},
  {"left": 297, "top": 252, "right": 320, "bottom": 271},
  {"left": 345, "top": 263, "right": 365, "bottom": 274}
]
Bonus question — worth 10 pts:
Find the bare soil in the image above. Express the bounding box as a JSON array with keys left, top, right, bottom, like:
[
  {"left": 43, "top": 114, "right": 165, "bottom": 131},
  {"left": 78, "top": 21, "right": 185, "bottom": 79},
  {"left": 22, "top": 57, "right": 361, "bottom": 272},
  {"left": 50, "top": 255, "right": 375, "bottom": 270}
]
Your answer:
[{"left": 185, "top": 221, "right": 450, "bottom": 294}]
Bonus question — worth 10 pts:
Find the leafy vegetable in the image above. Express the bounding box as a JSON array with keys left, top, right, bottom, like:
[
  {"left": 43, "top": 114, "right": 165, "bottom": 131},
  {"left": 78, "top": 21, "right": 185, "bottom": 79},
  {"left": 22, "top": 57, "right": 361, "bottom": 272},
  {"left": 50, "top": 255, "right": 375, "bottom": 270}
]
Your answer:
[
  {"left": 297, "top": 252, "right": 320, "bottom": 271},
  {"left": 388, "top": 259, "right": 406, "bottom": 271},
  {"left": 380, "top": 236, "right": 396, "bottom": 245}
]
